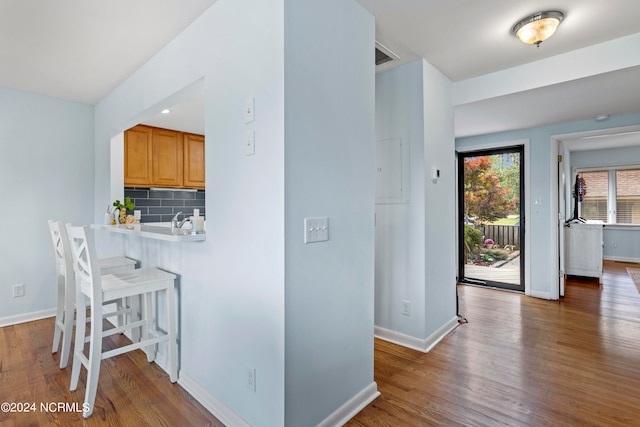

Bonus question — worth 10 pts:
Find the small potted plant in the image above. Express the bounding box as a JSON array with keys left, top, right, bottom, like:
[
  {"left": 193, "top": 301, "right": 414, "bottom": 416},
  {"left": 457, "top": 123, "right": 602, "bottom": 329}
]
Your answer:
[
  {"left": 113, "top": 196, "right": 135, "bottom": 224},
  {"left": 484, "top": 238, "right": 495, "bottom": 249}
]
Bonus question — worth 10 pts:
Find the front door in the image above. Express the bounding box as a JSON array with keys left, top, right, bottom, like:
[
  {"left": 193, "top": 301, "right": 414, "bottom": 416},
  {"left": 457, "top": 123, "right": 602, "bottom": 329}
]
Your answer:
[{"left": 458, "top": 146, "right": 525, "bottom": 292}]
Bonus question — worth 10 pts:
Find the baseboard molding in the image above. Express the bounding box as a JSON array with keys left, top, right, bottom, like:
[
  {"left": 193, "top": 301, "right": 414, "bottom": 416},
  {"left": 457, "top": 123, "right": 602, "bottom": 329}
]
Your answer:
[
  {"left": 604, "top": 255, "right": 640, "bottom": 263},
  {"left": 178, "top": 371, "right": 250, "bottom": 427},
  {"left": 317, "top": 382, "right": 380, "bottom": 427},
  {"left": 375, "top": 316, "right": 459, "bottom": 353},
  {"left": 0, "top": 308, "right": 56, "bottom": 328},
  {"left": 529, "top": 289, "right": 552, "bottom": 300}
]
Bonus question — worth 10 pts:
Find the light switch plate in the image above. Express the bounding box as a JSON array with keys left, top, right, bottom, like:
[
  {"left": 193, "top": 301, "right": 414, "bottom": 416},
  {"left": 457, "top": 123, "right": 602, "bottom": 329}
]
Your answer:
[
  {"left": 244, "top": 97, "right": 255, "bottom": 123},
  {"left": 304, "top": 217, "right": 329, "bottom": 243},
  {"left": 244, "top": 130, "right": 255, "bottom": 156}
]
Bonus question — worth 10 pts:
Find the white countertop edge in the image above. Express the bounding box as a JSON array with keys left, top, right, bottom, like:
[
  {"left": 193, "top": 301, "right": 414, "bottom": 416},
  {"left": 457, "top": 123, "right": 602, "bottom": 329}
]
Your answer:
[{"left": 92, "top": 224, "right": 206, "bottom": 242}]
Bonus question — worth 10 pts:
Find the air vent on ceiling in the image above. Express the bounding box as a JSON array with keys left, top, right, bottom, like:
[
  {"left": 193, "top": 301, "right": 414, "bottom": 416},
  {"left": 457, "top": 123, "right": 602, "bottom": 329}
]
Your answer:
[{"left": 375, "top": 41, "right": 399, "bottom": 66}]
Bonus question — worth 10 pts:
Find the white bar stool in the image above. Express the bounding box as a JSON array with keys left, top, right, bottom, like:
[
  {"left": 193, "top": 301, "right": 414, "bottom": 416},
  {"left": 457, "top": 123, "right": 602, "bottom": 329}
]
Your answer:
[
  {"left": 66, "top": 224, "right": 178, "bottom": 419},
  {"left": 48, "top": 220, "right": 137, "bottom": 369}
]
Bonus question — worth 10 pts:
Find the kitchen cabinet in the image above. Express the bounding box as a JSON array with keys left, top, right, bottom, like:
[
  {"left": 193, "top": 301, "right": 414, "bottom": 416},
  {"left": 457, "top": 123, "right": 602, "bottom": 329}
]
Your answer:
[
  {"left": 124, "top": 125, "right": 205, "bottom": 189},
  {"left": 183, "top": 133, "right": 205, "bottom": 189},
  {"left": 152, "top": 128, "right": 183, "bottom": 187},
  {"left": 564, "top": 220, "right": 603, "bottom": 283},
  {"left": 124, "top": 125, "right": 153, "bottom": 186}
]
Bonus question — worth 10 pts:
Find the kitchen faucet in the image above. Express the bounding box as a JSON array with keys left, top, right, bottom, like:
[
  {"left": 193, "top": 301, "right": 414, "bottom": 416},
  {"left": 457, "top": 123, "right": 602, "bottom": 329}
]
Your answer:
[{"left": 171, "top": 212, "right": 190, "bottom": 229}]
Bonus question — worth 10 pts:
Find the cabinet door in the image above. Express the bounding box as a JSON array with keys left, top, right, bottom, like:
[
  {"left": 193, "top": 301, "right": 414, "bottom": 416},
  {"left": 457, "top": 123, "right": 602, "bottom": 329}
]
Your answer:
[
  {"left": 183, "top": 133, "right": 205, "bottom": 189},
  {"left": 152, "top": 128, "right": 183, "bottom": 187},
  {"left": 124, "top": 125, "right": 153, "bottom": 186}
]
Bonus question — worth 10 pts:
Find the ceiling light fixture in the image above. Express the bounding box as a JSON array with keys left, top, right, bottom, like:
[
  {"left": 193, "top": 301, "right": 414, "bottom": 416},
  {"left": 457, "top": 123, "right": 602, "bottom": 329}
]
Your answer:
[
  {"left": 512, "top": 10, "right": 564, "bottom": 48},
  {"left": 594, "top": 114, "right": 610, "bottom": 121},
  {"left": 161, "top": 109, "right": 171, "bottom": 114}
]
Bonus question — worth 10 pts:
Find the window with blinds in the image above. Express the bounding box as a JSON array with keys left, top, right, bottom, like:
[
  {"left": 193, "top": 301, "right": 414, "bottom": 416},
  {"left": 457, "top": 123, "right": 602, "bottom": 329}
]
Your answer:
[
  {"left": 579, "top": 170, "right": 608, "bottom": 222},
  {"left": 616, "top": 169, "right": 640, "bottom": 224}
]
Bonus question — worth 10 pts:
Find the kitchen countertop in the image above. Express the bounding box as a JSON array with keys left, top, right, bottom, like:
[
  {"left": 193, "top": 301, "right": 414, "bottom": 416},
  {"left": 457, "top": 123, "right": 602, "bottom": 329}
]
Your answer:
[{"left": 93, "top": 223, "right": 206, "bottom": 242}]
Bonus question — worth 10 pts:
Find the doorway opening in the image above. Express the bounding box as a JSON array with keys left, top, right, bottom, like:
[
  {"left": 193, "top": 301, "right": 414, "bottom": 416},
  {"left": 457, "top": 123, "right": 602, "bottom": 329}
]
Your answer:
[{"left": 458, "top": 146, "right": 525, "bottom": 292}]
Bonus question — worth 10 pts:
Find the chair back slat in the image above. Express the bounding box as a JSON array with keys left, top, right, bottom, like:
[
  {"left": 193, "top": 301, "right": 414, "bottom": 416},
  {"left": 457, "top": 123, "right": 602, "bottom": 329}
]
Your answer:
[
  {"left": 48, "top": 220, "right": 73, "bottom": 280},
  {"left": 65, "top": 224, "right": 101, "bottom": 302}
]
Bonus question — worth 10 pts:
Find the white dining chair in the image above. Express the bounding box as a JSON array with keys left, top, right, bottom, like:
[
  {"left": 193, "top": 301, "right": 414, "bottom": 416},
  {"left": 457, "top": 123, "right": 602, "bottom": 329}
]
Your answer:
[
  {"left": 48, "top": 220, "right": 137, "bottom": 369},
  {"left": 65, "top": 224, "right": 178, "bottom": 418}
]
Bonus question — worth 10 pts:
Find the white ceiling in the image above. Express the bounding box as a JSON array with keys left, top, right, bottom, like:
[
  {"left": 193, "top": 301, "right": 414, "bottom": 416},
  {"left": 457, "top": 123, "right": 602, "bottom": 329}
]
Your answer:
[{"left": 1, "top": 0, "right": 639, "bottom": 138}]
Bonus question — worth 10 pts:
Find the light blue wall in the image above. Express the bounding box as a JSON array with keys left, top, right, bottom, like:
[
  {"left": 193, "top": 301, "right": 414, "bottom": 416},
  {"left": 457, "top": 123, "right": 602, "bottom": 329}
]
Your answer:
[
  {"left": 0, "top": 86, "right": 93, "bottom": 323},
  {"left": 374, "top": 58, "right": 457, "bottom": 347},
  {"left": 93, "top": 0, "right": 376, "bottom": 425},
  {"left": 283, "top": 0, "right": 376, "bottom": 425},
  {"left": 95, "top": 0, "right": 286, "bottom": 424},
  {"left": 375, "top": 60, "right": 427, "bottom": 338},
  {"left": 457, "top": 112, "right": 640, "bottom": 296}
]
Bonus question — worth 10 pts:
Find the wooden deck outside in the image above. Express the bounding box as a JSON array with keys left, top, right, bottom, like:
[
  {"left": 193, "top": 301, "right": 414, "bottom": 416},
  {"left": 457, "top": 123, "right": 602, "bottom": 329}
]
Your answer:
[{"left": 464, "top": 255, "right": 521, "bottom": 285}]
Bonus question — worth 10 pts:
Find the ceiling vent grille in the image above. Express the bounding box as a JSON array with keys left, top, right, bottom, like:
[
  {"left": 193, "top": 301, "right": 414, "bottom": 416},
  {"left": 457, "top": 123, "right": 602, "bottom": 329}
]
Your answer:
[{"left": 375, "top": 41, "right": 399, "bottom": 66}]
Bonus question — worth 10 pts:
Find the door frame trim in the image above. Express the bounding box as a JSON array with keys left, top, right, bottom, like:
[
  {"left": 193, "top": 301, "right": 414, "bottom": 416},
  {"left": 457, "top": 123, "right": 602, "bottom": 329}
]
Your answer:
[{"left": 456, "top": 138, "right": 531, "bottom": 296}]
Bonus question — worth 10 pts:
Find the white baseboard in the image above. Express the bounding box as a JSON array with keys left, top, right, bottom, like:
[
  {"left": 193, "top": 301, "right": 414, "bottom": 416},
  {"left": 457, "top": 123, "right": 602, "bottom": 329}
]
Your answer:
[
  {"left": 529, "top": 289, "right": 552, "bottom": 300},
  {"left": 178, "top": 371, "right": 250, "bottom": 427},
  {"left": 317, "top": 382, "right": 380, "bottom": 427},
  {"left": 604, "top": 255, "right": 640, "bottom": 263},
  {"left": 0, "top": 308, "right": 56, "bottom": 328},
  {"left": 375, "top": 316, "right": 459, "bottom": 353}
]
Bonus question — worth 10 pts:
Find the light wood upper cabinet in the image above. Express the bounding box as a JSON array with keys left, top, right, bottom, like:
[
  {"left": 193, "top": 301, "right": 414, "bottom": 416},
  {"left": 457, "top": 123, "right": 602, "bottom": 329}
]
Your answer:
[
  {"left": 152, "top": 128, "right": 183, "bottom": 187},
  {"left": 124, "top": 125, "right": 205, "bottom": 189},
  {"left": 183, "top": 133, "right": 205, "bottom": 189},
  {"left": 124, "top": 125, "right": 153, "bottom": 186}
]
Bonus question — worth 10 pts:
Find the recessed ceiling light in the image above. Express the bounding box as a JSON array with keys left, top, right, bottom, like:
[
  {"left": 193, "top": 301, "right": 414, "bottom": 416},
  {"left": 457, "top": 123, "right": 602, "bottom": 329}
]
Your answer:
[{"left": 161, "top": 109, "right": 171, "bottom": 114}]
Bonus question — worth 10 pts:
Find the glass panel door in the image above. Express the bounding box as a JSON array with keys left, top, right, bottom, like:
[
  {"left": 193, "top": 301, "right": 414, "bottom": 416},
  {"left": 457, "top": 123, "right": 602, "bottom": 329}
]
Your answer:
[{"left": 458, "top": 146, "right": 524, "bottom": 292}]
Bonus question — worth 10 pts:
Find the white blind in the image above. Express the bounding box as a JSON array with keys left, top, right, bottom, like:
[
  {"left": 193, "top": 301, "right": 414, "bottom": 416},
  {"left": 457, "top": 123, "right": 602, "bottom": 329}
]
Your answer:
[
  {"left": 616, "top": 169, "right": 640, "bottom": 224},
  {"left": 579, "top": 171, "right": 608, "bottom": 222}
]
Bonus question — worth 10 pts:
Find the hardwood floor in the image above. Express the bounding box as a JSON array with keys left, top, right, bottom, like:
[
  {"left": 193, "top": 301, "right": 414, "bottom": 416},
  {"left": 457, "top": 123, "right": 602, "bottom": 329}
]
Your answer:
[
  {"left": 349, "top": 260, "right": 640, "bottom": 426},
  {"left": 0, "top": 318, "right": 224, "bottom": 426},
  {"left": 2, "top": 261, "right": 639, "bottom": 426}
]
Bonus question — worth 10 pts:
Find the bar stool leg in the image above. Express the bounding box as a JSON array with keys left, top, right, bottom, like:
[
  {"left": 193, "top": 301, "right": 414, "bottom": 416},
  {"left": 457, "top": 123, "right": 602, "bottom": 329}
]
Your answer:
[
  {"left": 59, "top": 272, "right": 75, "bottom": 369},
  {"left": 166, "top": 283, "right": 178, "bottom": 383},
  {"left": 82, "top": 298, "right": 104, "bottom": 418},
  {"left": 69, "top": 292, "right": 86, "bottom": 392},
  {"left": 52, "top": 274, "right": 65, "bottom": 354},
  {"left": 143, "top": 291, "right": 156, "bottom": 362}
]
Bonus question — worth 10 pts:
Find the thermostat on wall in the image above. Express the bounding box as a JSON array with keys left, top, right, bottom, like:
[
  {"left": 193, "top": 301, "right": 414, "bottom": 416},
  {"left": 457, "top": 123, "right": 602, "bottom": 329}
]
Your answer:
[{"left": 431, "top": 167, "right": 440, "bottom": 180}]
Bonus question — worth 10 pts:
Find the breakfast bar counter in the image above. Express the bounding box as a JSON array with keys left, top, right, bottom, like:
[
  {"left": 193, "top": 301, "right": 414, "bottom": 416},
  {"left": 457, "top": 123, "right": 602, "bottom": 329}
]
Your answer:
[{"left": 93, "top": 224, "right": 206, "bottom": 242}]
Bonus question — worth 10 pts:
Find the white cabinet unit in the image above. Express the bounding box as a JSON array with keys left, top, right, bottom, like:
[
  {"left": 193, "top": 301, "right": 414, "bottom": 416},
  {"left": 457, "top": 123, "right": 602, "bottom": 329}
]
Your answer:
[{"left": 564, "top": 220, "right": 604, "bottom": 283}]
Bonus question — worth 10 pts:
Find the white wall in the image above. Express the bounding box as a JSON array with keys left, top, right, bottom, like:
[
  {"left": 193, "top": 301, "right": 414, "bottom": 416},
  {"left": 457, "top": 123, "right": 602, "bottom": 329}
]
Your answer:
[
  {"left": 94, "top": 0, "right": 376, "bottom": 425},
  {"left": 94, "top": 0, "right": 286, "bottom": 424},
  {"left": 374, "top": 60, "right": 427, "bottom": 339},
  {"left": 0, "top": 86, "right": 93, "bottom": 324},
  {"left": 283, "top": 1, "right": 376, "bottom": 425},
  {"left": 374, "top": 59, "right": 457, "bottom": 350},
  {"left": 422, "top": 60, "right": 458, "bottom": 339}
]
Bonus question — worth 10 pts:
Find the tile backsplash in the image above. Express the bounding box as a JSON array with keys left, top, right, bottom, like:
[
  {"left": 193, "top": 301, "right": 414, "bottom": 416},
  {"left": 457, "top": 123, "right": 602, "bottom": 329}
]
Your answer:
[{"left": 124, "top": 187, "right": 205, "bottom": 223}]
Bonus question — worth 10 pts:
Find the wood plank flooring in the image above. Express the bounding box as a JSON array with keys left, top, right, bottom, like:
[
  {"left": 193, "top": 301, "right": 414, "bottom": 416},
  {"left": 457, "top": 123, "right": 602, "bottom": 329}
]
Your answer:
[
  {"left": 2, "top": 261, "right": 639, "bottom": 426},
  {"left": 348, "top": 260, "right": 640, "bottom": 426},
  {"left": 0, "top": 317, "right": 224, "bottom": 426}
]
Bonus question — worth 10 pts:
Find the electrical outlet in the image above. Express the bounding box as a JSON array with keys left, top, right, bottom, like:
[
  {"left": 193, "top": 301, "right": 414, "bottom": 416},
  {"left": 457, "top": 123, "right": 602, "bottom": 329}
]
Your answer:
[
  {"left": 12, "top": 284, "right": 25, "bottom": 298},
  {"left": 611, "top": 242, "right": 617, "bottom": 248},
  {"left": 401, "top": 299, "right": 411, "bottom": 316},
  {"left": 247, "top": 367, "right": 256, "bottom": 392}
]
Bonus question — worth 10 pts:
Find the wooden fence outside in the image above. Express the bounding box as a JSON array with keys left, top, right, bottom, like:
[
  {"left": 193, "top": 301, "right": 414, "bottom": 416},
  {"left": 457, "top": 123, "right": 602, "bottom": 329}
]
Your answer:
[{"left": 478, "top": 224, "right": 520, "bottom": 249}]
